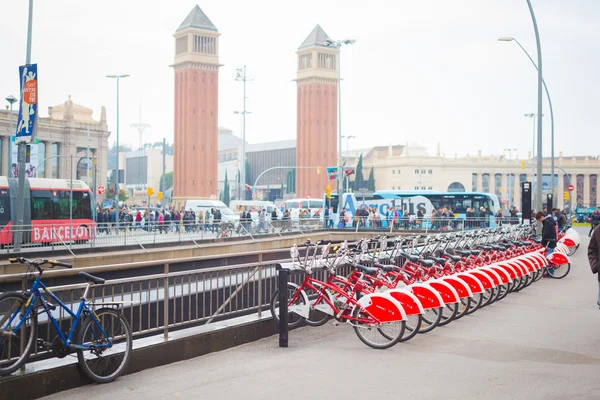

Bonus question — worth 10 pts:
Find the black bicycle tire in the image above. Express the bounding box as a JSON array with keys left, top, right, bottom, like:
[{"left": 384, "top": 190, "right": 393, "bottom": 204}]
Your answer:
[
  {"left": 269, "top": 284, "right": 306, "bottom": 329},
  {"left": 547, "top": 263, "right": 571, "bottom": 279},
  {"left": 76, "top": 308, "right": 133, "bottom": 383},
  {"left": 0, "top": 292, "right": 37, "bottom": 377},
  {"left": 438, "top": 302, "right": 458, "bottom": 326}
]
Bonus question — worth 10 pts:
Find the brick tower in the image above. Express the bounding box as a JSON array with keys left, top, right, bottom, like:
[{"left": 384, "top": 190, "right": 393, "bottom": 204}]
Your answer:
[
  {"left": 296, "top": 25, "right": 338, "bottom": 198},
  {"left": 172, "top": 5, "right": 220, "bottom": 207}
]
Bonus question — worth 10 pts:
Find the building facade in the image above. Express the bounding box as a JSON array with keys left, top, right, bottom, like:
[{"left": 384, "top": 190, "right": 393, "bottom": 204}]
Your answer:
[
  {"left": 172, "top": 5, "right": 220, "bottom": 207},
  {"left": 360, "top": 144, "right": 599, "bottom": 210},
  {"left": 124, "top": 148, "right": 174, "bottom": 205},
  {"left": 0, "top": 95, "right": 110, "bottom": 199},
  {"left": 295, "top": 25, "right": 338, "bottom": 198}
]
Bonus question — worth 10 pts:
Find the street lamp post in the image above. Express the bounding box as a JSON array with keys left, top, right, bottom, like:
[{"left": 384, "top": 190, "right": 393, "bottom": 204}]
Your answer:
[
  {"left": 524, "top": 0, "right": 544, "bottom": 211},
  {"left": 342, "top": 134, "right": 355, "bottom": 192},
  {"left": 498, "top": 36, "right": 555, "bottom": 199},
  {"left": 5, "top": 95, "right": 17, "bottom": 174},
  {"left": 323, "top": 38, "right": 355, "bottom": 198},
  {"left": 233, "top": 109, "right": 252, "bottom": 200},
  {"left": 235, "top": 66, "right": 253, "bottom": 201},
  {"left": 106, "top": 74, "right": 129, "bottom": 231}
]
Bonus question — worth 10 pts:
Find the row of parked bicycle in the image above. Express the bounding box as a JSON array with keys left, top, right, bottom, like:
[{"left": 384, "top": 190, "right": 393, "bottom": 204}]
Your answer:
[{"left": 270, "top": 225, "right": 580, "bottom": 349}]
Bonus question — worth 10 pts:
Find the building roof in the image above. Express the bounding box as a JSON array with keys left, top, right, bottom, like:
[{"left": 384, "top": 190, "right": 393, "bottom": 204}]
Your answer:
[
  {"left": 218, "top": 127, "right": 245, "bottom": 151},
  {"left": 176, "top": 5, "right": 218, "bottom": 33},
  {"left": 298, "top": 24, "right": 332, "bottom": 50}
]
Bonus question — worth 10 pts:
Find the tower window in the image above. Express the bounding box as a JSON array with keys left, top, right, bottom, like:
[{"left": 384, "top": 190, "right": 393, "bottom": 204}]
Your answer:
[
  {"left": 298, "top": 53, "right": 312, "bottom": 70},
  {"left": 317, "top": 53, "right": 337, "bottom": 70},
  {"left": 193, "top": 35, "right": 216, "bottom": 55}
]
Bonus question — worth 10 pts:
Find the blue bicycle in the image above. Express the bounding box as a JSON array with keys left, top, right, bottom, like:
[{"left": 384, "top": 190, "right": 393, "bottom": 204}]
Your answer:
[{"left": 0, "top": 258, "right": 132, "bottom": 383}]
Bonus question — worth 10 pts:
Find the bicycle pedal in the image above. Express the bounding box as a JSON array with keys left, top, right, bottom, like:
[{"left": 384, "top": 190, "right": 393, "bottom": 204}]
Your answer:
[{"left": 331, "top": 321, "right": 340, "bottom": 327}]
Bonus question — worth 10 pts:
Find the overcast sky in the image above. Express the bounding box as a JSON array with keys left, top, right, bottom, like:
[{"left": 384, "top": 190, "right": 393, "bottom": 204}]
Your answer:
[{"left": 1, "top": 0, "right": 598, "bottom": 159}]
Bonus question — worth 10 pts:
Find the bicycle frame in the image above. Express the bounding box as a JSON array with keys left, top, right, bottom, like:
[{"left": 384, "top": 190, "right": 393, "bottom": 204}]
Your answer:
[{"left": 5, "top": 277, "right": 112, "bottom": 351}]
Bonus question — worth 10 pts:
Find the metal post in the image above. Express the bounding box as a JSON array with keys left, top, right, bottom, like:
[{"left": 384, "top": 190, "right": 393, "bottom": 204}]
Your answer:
[
  {"left": 14, "top": 0, "right": 35, "bottom": 252},
  {"left": 242, "top": 65, "right": 247, "bottom": 201},
  {"left": 337, "top": 46, "right": 343, "bottom": 198},
  {"left": 161, "top": 138, "right": 166, "bottom": 206},
  {"left": 70, "top": 154, "right": 73, "bottom": 243},
  {"left": 115, "top": 76, "right": 120, "bottom": 218},
  {"left": 277, "top": 265, "right": 289, "bottom": 348},
  {"left": 526, "top": 0, "right": 544, "bottom": 211},
  {"left": 163, "top": 263, "right": 169, "bottom": 339}
]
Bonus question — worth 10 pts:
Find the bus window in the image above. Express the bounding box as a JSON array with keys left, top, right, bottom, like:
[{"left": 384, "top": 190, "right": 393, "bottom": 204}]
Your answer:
[
  {"left": 32, "top": 190, "right": 54, "bottom": 219},
  {"left": 309, "top": 200, "right": 322, "bottom": 209},
  {"left": 0, "top": 190, "right": 10, "bottom": 226},
  {"left": 328, "top": 196, "right": 339, "bottom": 213}
]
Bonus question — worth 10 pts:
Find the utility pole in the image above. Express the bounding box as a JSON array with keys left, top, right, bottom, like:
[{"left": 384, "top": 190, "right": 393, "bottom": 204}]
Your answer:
[
  {"left": 130, "top": 99, "right": 150, "bottom": 197},
  {"left": 14, "top": 0, "right": 35, "bottom": 251},
  {"left": 161, "top": 138, "right": 166, "bottom": 206},
  {"left": 235, "top": 66, "right": 253, "bottom": 200}
]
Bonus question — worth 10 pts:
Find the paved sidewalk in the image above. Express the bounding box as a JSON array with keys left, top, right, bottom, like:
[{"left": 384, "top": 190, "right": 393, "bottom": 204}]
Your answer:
[{"left": 44, "top": 228, "right": 600, "bottom": 400}]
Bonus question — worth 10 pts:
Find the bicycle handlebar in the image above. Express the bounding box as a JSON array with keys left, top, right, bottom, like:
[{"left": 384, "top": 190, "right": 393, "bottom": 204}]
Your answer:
[{"left": 8, "top": 257, "right": 73, "bottom": 269}]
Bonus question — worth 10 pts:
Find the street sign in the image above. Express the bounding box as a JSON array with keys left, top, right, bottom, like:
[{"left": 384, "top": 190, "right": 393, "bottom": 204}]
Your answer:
[
  {"left": 567, "top": 184, "right": 574, "bottom": 191},
  {"left": 16, "top": 64, "right": 38, "bottom": 140},
  {"left": 97, "top": 185, "right": 105, "bottom": 195}
]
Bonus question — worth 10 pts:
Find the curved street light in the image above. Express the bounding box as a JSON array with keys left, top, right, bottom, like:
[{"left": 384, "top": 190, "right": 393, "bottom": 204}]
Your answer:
[{"left": 499, "top": 36, "right": 555, "bottom": 199}]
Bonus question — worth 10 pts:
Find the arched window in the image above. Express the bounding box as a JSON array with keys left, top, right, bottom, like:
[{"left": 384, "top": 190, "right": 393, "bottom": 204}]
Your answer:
[{"left": 447, "top": 182, "right": 466, "bottom": 192}]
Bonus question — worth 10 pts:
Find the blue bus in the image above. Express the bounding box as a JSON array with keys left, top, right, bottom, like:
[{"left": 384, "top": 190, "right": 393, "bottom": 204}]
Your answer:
[{"left": 323, "top": 190, "right": 500, "bottom": 227}]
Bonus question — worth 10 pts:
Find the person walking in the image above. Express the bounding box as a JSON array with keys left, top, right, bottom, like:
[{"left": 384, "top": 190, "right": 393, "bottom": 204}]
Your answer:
[
  {"left": 536, "top": 211, "right": 557, "bottom": 257},
  {"left": 587, "top": 222, "right": 600, "bottom": 309},
  {"left": 589, "top": 209, "right": 600, "bottom": 237},
  {"left": 257, "top": 208, "right": 267, "bottom": 234}
]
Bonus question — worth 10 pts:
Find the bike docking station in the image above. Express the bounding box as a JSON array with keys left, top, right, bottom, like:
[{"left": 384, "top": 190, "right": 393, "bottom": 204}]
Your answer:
[
  {"left": 275, "top": 264, "right": 289, "bottom": 348},
  {"left": 269, "top": 227, "right": 577, "bottom": 350}
]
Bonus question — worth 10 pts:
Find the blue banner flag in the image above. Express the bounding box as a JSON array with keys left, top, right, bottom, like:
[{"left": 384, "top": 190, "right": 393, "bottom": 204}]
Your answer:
[
  {"left": 326, "top": 167, "right": 338, "bottom": 180},
  {"left": 16, "top": 64, "right": 38, "bottom": 140}
]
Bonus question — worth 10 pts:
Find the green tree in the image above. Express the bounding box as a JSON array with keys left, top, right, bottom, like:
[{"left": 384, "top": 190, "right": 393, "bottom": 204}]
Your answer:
[
  {"left": 352, "top": 153, "right": 365, "bottom": 191},
  {"left": 162, "top": 171, "right": 173, "bottom": 190},
  {"left": 223, "top": 170, "right": 230, "bottom": 206},
  {"left": 367, "top": 167, "right": 375, "bottom": 191}
]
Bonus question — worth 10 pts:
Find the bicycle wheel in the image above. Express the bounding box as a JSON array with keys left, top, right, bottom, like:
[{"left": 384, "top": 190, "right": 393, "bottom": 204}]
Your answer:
[
  {"left": 438, "top": 303, "right": 458, "bottom": 326},
  {"left": 480, "top": 287, "right": 497, "bottom": 308},
  {"left": 465, "top": 293, "right": 483, "bottom": 315},
  {"left": 546, "top": 263, "right": 570, "bottom": 279},
  {"left": 76, "top": 308, "right": 132, "bottom": 383},
  {"left": 496, "top": 284, "right": 510, "bottom": 302},
  {"left": 269, "top": 283, "right": 307, "bottom": 329},
  {"left": 418, "top": 307, "right": 443, "bottom": 333},
  {"left": 533, "top": 268, "right": 545, "bottom": 282},
  {"left": 351, "top": 306, "right": 404, "bottom": 349},
  {"left": 398, "top": 314, "right": 421, "bottom": 342},
  {"left": 454, "top": 297, "right": 470, "bottom": 320},
  {"left": 0, "top": 292, "right": 37, "bottom": 376}
]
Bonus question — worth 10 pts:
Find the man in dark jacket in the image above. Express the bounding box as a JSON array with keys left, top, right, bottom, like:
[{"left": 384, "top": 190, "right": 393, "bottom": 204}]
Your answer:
[
  {"left": 587, "top": 224, "right": 600, "bottom": 309},
  {"left": 536, "top": 211, "right": 557, "bottom": 255},
  {"left": 589, "top": 209, "right": 600, "bottom": 237}
]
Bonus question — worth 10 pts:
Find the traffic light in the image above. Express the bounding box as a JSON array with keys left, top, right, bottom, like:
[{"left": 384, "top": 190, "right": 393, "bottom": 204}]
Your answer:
[
  {"left": 563, "top": 191, "right": 570, "bottom": 201},
  {"left": 326, "top": 185, "right": 332, "bottom": 199},
  {"left": 158, "top": 191, "right": 163, "bottom": 201},
  {"left": 521, "top": 160, "right": 525, "bottom": 170},
  {"left": 147, "top": 187, "right": 154, "bottom": 197},
  {"left": 317, "top": 166, "right": 322, "bottom": 174}
]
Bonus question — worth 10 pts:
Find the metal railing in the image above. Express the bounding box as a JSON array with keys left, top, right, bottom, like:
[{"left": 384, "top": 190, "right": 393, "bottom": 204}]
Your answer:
[
  {"left": 0, "top": 219, "right": 327, "bottom": 255},
  {"left": 11, "top": 255, "right": 284, "bottom": 363}
]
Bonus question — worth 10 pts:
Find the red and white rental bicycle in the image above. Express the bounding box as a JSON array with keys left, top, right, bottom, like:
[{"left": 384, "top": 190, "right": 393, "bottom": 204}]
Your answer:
[{"left": 270, "top": 224, "right": 576, "bottom": 349}]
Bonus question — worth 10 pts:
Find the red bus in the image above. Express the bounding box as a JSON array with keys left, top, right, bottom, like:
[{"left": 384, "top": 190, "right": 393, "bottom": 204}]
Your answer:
[{"left": 0, "top": 177, "right": 95, "bottom": 247}]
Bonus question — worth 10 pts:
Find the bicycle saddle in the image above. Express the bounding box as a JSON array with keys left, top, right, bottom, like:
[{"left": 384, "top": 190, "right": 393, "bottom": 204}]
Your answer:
[
  {"left": 400, "top": 252, "right": 420, "bottom": 263},
  {"left": 80, "top": 272, "right": 105, "bottom": 285},
  {"left": 470, "top": 249, "right": 481, "bottom": 256},
  {"left": 374, "top": 262, "right": 396, "bottom": 272},
  {"left": 355, "top": 264, "right": 379, "bottom": 276},
  {"left": 443, "top": 253, "right": 461, "bottom": 262},
  {"left": 419, "top": 259, "right": 435, "bottom": 267},
  {"left": 454, "top": 250, "right": 471, "bottom": 256},
  {"left": 429, "top": 257, "right": 447, "bottom": 265}
]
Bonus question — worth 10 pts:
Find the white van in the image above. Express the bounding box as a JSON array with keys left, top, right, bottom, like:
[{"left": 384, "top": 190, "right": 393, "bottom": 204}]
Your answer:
[
  {"left": 229, "top": 200, "right": 283, "bottom": 222},
  {"left": 183, "top": 200, "right": 239, "bottom": 223},
  {"left": 283, "top": 198, "right": 324, "bottom": 220}
]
